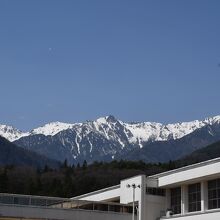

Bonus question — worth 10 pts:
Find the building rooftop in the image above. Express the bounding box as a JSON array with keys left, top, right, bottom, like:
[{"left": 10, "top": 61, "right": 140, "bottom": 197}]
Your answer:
[
  {"left": 148, "top": 157, "right": 220, "bottom": 179},
  {"left": 72, "top": 184, "right": 120, "bottom": 200}
]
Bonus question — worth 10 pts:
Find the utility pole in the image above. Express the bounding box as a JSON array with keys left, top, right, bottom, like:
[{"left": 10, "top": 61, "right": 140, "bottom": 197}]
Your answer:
[{"left": 126, "top": 183, "right": 141, "bottom": 220}]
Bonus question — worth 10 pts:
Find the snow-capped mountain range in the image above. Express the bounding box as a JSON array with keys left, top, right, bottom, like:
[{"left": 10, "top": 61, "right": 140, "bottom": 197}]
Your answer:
[
  {"left": 1, "top": 115, "right": 220, "bottom": 164},
  {"left": 1, "top": 115, "right": 220, "bottom": 143}
]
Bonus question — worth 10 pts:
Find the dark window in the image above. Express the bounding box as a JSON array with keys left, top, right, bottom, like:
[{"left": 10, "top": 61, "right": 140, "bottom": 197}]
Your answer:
[
  {"left": 188, "top": 183, "right": 201, "bottom": 212},
  {"left": 208, "top": 179, "right": 220, "bottom": 210},
  {"left": 146, "top": 187, "right": 166, "bottom": 196},
  {"left": 171, "top": 187, "right": 181, "bottom": 214}
]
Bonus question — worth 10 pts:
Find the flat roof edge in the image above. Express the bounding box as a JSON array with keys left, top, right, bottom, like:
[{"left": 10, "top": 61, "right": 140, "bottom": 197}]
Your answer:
[
  {"left": 72, "top": 184, "right": 120, "bottom": 199},
  {"left": 148, "top": 157, "right": 220, "bottom": 179},
  {"left": 120, "top": 174, "right": 146, "bottom": 182}
]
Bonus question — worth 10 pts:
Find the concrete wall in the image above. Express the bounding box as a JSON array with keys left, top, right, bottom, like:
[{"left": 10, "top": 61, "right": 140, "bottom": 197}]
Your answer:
[
  {"left": 120, "top": 175, "right": 146, "bottom": 220},
  {"left": 145, "top": 195, "right": 166, "bottom": 220},
  {"left": 161, "top": 210, "right": 220, "bottom": 220},
  {"left": 120, "top": 176, "right": 143, "bottom": 204},
  {"left": 0, "top": 204, "right": 132, "bottom": 220}
]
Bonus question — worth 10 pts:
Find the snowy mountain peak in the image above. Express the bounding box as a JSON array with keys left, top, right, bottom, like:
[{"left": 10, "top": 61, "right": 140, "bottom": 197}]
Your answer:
[
  {"left": 0, "top": 124, "right": 28, "bottom": 142},
  {"left": 94, "top": 115, "right": 115, "bottom": 124},
  {"left": 205, "top": 115, "right": 220, "bottom": 124},
  {"left": 106, "top": 115, "right": 118, "bottom": 122},
  {"left": 96, "top": 117, "right": 109, "bottom": 124},
  {"left": 30, "top": 121, "right": 75, "bottom": 136}
]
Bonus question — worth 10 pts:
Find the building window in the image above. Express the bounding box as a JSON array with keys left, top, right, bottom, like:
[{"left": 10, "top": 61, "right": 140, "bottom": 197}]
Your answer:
[
  {"left": 208, "top": 179, "right": 220, "bottom": 210},
  {"left": 188, "top": 183, "right": 201, "bottom": 212},
  {"left": 146, "top": 187, "right": 165, "bottom": 196},
  {"left": 171, "top": 187, "right": 181, "bottom": 214}
]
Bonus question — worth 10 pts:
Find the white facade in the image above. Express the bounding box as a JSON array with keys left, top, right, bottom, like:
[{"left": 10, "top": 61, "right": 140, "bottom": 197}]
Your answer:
[
  {"left": 73, "top": 157, "right": 220, "bottom": 220},
  {"left": 0, "top": 203, "right": 132, "bottom": 220}
]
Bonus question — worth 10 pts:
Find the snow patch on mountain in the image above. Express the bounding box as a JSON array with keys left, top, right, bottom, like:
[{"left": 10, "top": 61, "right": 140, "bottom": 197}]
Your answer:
[{"left": 122, "top": 122, "right": 162, "bottom": 144}]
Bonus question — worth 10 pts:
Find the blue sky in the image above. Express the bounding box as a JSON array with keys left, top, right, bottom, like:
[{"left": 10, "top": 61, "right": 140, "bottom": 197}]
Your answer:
[{"left": 0, "top": 0, "right": 220, "bottom": 130}]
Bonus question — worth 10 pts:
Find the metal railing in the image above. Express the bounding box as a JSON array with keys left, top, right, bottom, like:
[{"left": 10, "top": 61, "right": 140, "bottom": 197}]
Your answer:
[{"left": 0, "top": 193, "right": 133, "bottom": 214}]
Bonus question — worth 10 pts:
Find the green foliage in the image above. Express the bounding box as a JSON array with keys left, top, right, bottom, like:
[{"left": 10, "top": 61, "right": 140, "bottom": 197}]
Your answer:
[
  {"left": 0, "top": 160, "right": 169, "bottom": 197},
  {"left": 1, "top": 141, "right": 218, "bottom": 198},
  {"left": 0, "top": 168, "right": 8, "bottom": 192},
  {"left": 82, "top": 160, "right": 87, "bottom": 170}
]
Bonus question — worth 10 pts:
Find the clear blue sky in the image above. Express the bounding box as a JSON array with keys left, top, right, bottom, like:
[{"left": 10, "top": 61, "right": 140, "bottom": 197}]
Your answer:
[{"left": 0, "top": 0, "right": 220, "bottom": 130}]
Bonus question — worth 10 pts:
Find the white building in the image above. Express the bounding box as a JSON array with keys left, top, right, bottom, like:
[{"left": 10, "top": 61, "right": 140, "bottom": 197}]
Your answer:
[
  {"left": 73, "top": 157, "right": 220, "bottom": 220},
  {"left": 1, "top": 157, "right": 220, "bottom": 220}
]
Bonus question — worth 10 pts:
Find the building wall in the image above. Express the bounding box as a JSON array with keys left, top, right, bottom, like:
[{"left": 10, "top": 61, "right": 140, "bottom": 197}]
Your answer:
[
  {"left": 158, "top": 160, "right": 220, "bottom": 187},
  {"left": 145, "top": 195, "right": 166, "bottom": 220},
  {"left": 120, "top": 175, "right": 143, "bottom": 204},
  {"left": 0, "top": 204, "right": 132, "bottom": 220},
  {"left": 161, "top": 179, "right": 220, "bottom": 220},
  {"left": 120, "top": 175, "right": 146, "bottom": 220},
  {"left": 161, "top": 211, "right": 220, "bottom": 220},
  {"left": 74, "top": 174, "right": 166, "bottom": 220}
]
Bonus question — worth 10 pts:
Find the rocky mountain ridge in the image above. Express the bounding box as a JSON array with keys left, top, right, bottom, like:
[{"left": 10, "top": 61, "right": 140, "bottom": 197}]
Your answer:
[{"left": 1, "top": 115, "right": 220, "bottom": 164}]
